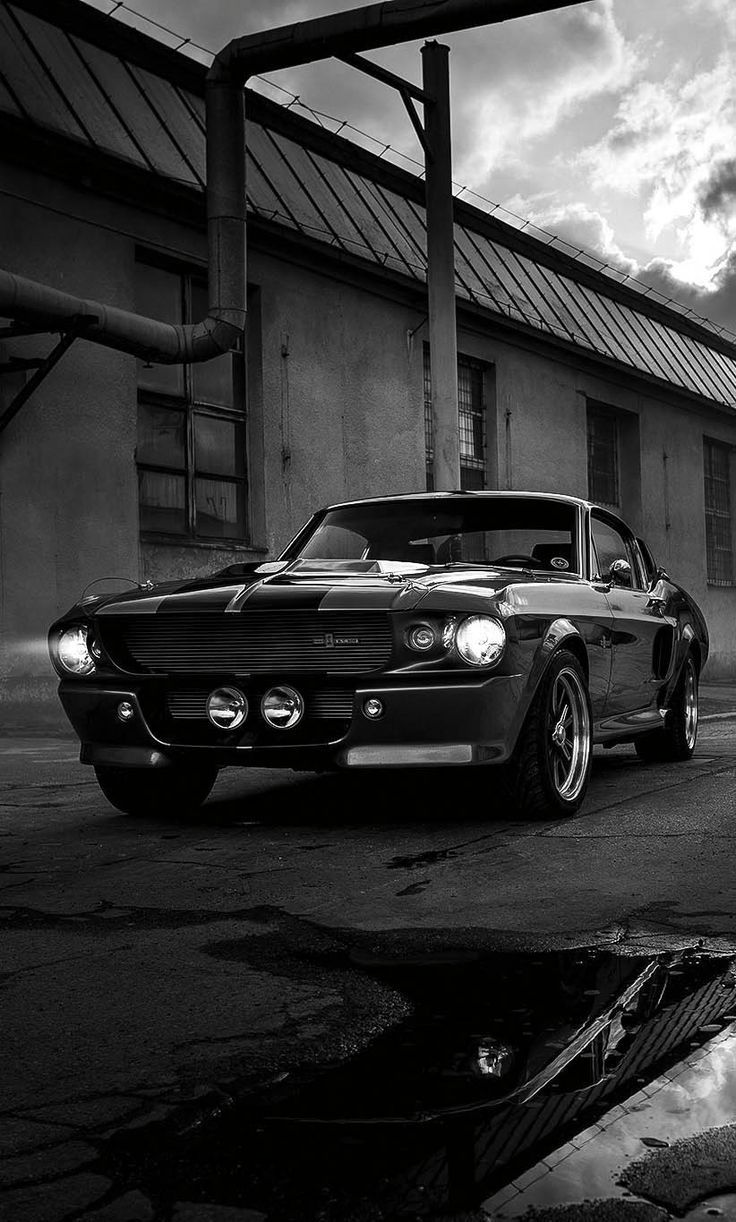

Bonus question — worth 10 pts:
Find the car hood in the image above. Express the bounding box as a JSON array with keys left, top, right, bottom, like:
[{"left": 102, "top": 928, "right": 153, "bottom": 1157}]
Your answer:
[{"left": 87, "top": 563, "right": 552, "bottom": 618}]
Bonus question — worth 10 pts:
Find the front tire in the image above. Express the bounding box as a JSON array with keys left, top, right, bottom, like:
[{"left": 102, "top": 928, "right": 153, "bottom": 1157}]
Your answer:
[
  {"left": 94, "top": 764, "right": 218, "bottom": 816},
  {"left": 635, "top": 654, "right": 699, "bottom": 763},
  {"left": 508, "top": 649, "right": 592, "bottom": 819}
]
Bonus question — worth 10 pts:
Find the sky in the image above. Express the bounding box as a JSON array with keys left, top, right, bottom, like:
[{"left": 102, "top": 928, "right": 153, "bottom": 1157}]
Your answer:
[{"left": 84, "top": 0, "right": 736, "bottom": 333}]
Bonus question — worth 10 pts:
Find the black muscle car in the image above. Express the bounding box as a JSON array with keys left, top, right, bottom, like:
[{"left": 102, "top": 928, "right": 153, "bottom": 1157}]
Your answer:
[{"left": 48, "top": 492, "right": 708, "bottom": 819}]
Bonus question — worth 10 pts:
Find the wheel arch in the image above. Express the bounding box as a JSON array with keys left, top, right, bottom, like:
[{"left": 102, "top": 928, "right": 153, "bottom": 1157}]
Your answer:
[
  {"left": 506, "top": 620, "right": 593, "bottom": 816},
  {"left": 540, "top": 618, "right": 589, "bottom": 680},
  {"left": 507, "top": 619, "right": 590, "bottom": 755},
  {"left": 660, "top": 624, "right": 701, "bottom": 715},
  {"left": 683, "top": 626, "right": 702, "bottom": 675}
]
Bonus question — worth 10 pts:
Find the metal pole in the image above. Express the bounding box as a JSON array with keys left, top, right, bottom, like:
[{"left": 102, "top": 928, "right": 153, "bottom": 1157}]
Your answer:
[{"left": 422, "top": 40, "right": 459, "bottom": 491}]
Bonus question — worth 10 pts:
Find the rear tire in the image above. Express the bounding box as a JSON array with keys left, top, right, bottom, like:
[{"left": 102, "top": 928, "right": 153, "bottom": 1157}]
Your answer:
[
  {"left": 507, "top": 649, "right": 592, "bottom": 819},
  {"left": 635, "top": 654, "right": 698, "bottom": 763},
  {"left": 94, "top": 764, "right": 218, "bottom": 816}
]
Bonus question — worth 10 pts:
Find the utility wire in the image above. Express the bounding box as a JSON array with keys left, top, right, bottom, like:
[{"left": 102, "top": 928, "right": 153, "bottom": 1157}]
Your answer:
[{"left": 98, "top": 0, "right": 736, "bottom": 344}]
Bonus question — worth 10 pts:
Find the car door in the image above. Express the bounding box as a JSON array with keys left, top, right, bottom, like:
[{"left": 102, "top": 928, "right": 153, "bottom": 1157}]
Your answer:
[{"left": 590, "top": 512, "right": 665, "bottom": 723}]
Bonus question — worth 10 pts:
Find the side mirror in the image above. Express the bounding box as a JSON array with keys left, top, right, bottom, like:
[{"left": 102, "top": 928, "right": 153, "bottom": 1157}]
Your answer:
[{"left": 609, "top": 558, "right": 632, "bottom": 587}]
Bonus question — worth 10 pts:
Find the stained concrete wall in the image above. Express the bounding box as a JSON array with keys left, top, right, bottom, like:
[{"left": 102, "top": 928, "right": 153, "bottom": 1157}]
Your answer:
[
  {"left": 250, "top": 249, "right": 425, "bottom": 556},
  {"left": 3, "top": 160, "right": 736, "bottom": 732},
  {"left": 1, "top": 173, "right": 139, "bottom": 726}
]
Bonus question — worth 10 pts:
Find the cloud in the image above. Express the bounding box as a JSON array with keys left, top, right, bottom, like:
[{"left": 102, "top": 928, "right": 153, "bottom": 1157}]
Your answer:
[
  {"left": 572, "top": 17, "right": 736, "bottom": 307},
  {"left": 637, "top": 251, "right": 736, "bottom": 334},
  {"left": 700, "top": 158, "right": 736, "bottom": 223},
  {"left": 506, "top": 199, "right": 638, "bottom": 275},
  {"left": 450, "top": 0, "right": 642, "bottom": 185},
  {"left": 582, "top": 57, "right": 736, "bottom": 213},
  {"left": 501, "top": 191, "right": 736, "bottom": 334}
]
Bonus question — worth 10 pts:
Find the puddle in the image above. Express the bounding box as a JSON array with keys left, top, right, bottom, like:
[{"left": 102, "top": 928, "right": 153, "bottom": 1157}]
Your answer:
[{"left": 96, "top": 947, "right": 736, "bottom": 1220}]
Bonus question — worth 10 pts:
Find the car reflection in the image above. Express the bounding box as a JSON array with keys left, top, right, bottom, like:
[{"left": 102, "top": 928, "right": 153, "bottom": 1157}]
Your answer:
[{"left": 100, "top": 948, "right": 736, "bottom": 1220}]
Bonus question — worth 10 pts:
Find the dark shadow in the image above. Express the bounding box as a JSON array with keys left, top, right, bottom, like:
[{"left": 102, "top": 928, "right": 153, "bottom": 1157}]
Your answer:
[
  {"left": 201, "top": 766, "right": 528, "bottom": 830},
  {"left": 92, "top": 946, "right": 736, "bottom": 1221}
]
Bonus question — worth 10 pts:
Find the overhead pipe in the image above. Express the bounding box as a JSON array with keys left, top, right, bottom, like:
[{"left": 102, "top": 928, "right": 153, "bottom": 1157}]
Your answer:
[{"left": 0, "top": 0, "right": 589, "bottom": 364}]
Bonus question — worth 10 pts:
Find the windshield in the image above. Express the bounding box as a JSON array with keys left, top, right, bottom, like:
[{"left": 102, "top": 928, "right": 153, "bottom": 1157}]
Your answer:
[{"left": 284, "top": 497, "right": 579, "bottom": 573}]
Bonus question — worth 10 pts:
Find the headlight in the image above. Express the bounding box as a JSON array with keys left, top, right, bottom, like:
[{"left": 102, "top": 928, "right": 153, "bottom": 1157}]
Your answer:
[
  {"left": 407, "top": 623, "right": 436, "bottom": 652},
  {"left": 55, "top": 625, "right": 96, "bottom": 676},
  {"left": 454, "top": 615, "right": 505, "bottom": 667}
]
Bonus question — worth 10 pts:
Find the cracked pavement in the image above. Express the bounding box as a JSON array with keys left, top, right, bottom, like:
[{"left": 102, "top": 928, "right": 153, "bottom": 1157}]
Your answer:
[{"left": 2, "top": 715, "right": 736, "bottom": 1219}]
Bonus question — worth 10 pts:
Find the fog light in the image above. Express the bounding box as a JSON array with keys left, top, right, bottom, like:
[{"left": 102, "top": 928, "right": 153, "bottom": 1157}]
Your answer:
[
  {"left": 117, "top": 701, "right": 135, "bottom": 723},
  {"left": 261, "top": 685, "right": 304, "bottom": 729},
  {"left": 363, "top": 697, "right": 384, "bottom": 719},
  {"left": 207, "top": 687, "right": 248, "bottom": 731}
]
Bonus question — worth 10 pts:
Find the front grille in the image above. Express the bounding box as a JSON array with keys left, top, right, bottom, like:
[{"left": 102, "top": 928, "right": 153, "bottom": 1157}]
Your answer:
[
  {"left": 311, "top": 690, "right": 354, "bottom": 718},
  {"left": 167, "top": 691, "right": 208, "bottom": 720},
  {"left": 99, "top": 612, "right": 392, "bottom": 675},
  {"left": 167, "top": 688, "right": 354, "bottom": 721}
]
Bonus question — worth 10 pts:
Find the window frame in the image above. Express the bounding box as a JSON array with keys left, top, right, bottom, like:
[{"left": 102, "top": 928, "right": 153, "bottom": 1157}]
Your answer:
[
  {"left": 135, "top": 253, "right": 248, "bottom": 545},
  {"left": 634, "top": 537, "right": 657, "bottom": 589},
  {"left": 590, "top": 509, "right": 646, "bottom": 591},
  {"left": 424, "top": 346, "right": 489, "bottom": 491},
  {"left": 703, "top": 435, "right": 734, "bottom": 587},
  {"left": 587, "top": 402, "right": 620, "bottom": 510}
]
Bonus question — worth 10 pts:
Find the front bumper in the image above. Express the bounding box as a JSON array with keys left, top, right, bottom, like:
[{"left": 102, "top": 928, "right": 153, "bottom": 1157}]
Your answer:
[{"left": 59, "top": 673, "right": 527, "bottom": 771}]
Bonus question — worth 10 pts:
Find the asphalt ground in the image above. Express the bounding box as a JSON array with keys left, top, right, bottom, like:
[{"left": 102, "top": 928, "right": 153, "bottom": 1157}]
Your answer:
[{"left": 2, "top": 686, "right": 736, "bottom": 1220}]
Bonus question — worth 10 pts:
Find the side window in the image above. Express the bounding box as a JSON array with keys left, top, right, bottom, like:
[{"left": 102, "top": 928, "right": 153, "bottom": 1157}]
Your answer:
[
  {"left": 591, "top": 516, "right": 641, "bottom": 588},
  {"left": 636, "top": 538, "right": 657, "bottom": 587}
]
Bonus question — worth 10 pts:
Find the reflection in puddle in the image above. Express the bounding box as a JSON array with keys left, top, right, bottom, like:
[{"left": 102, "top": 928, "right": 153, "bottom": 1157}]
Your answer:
[
  {"left": 487, "top": 1025, "right": 736, "bottom": 1218},
  {"left": 100, "top": 948, "right": 736, "bottom": 1219}
]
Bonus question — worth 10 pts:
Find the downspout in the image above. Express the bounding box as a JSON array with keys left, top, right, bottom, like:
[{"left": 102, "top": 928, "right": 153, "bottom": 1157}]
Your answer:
[{"left": 0, "top": 0, "right": 588, "bottom": 363}]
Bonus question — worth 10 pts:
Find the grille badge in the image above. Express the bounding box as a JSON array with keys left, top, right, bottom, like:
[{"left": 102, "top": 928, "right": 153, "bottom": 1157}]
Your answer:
[{"left": 312, "top": 633, "right": 360, "bottom": 647}]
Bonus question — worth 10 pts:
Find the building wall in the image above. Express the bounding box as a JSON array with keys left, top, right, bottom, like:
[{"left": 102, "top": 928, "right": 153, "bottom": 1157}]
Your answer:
[
  {"left": 2, "top": 160, "right": 736, "bottom": 733},
  {"left": 1, "top": 169, "right": 140, "bottom": 726},
  {"left": 249, "top": 249, "right": 426, "bottom": 556}
]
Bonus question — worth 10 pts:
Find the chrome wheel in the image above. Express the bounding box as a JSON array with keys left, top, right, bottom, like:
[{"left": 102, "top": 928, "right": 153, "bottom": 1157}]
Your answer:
[
  {"left": 684, "top": 660, "right": 698, "bottom": 750},
  {"left": 548, "top": 667, "right": 591, "bottom": 802}
]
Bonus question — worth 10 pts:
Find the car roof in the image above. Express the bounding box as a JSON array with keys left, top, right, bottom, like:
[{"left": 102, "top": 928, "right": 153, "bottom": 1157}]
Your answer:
[{"left": 324, "top": 490, "right": 595, "bottom": 512}]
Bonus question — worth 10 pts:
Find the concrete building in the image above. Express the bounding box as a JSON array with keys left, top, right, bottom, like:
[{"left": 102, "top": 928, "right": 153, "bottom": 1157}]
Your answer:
[{"left": 2, "top": 0, "right": 736, "bottom": 729}]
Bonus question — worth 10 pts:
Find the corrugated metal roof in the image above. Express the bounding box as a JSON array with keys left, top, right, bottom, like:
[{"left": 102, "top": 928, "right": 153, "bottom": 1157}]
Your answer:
[{"left": 3, "top": 0, "right": 736, "bottom": 410}]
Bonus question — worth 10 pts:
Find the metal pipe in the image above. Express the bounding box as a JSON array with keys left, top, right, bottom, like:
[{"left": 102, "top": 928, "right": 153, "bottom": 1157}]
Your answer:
[
  {"left": 422, "top": 41, "right": 460, "bottom": 491},
  {"left": 213, "top": 0, "right": 590, "bottom": 80},
  {"left": 0, "top": 0, "right": 588, "bottom": 362},
  {"left": 0, "top": 268, "right": 242, "bottom": 363}
]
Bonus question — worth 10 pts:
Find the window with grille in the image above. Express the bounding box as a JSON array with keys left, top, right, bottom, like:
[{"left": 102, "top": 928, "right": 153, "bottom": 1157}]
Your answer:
[
  {"left": 424, "top": 347, "right": 487, "bottom": 491},
  {"left": 135, "top": 257, "right": 246, "bottom": 542},
  {"left": 704, "top": 437, "right": 733, "bottom": 585},
  {"left": 587, "top": 405, "right": 619, "bottom": 507}
]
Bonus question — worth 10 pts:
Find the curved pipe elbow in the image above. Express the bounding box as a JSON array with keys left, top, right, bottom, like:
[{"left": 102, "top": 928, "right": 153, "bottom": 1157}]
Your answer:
[{"left": 0, "top": 270, "right": 244, "bottom": 364}]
